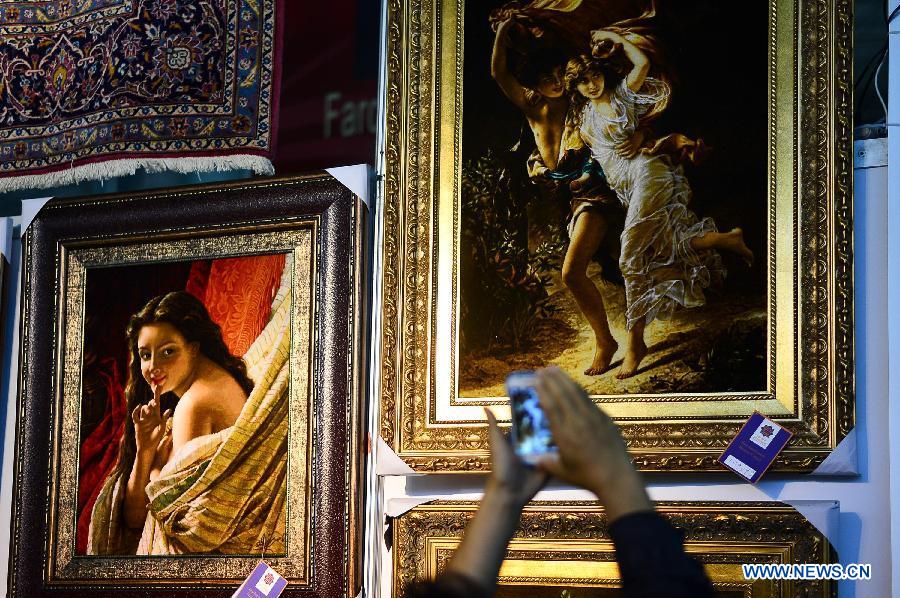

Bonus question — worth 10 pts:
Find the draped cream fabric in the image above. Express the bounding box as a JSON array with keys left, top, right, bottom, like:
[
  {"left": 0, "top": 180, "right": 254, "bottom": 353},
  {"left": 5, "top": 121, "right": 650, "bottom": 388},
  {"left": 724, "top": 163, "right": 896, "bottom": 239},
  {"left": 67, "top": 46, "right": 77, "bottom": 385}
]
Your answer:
[
  {"left": 578, "top": 81, "right": 724, "bottom": 330},
  {"left": 86, "top": 463, "right": 139, "bottom": 554},
  {"left": 87, "top": 257, "right": 292, "bottom": 555}
]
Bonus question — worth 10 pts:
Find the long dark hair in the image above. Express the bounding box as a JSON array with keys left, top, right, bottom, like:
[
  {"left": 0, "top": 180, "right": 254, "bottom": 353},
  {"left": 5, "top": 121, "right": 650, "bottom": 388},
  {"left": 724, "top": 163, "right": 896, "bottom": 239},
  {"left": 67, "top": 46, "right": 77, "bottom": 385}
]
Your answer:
[
  {"left": 113, "top": 291, "right": 254, "bottom": 484},
  {"left": 564, "top": 53, "right": 631, "bottom": 123}
]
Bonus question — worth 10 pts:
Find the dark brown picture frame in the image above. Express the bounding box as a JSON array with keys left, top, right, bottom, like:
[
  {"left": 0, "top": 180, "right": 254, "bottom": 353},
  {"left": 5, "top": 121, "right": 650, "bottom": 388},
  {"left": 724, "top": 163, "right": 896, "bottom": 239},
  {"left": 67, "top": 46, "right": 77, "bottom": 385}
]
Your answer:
[{"left": 10, "top": 173, "right": 368, "bottom": 597}]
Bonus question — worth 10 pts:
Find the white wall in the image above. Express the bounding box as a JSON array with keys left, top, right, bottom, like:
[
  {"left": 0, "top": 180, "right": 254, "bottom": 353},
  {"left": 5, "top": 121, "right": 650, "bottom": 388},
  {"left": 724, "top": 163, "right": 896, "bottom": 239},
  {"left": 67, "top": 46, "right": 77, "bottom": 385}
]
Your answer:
[
  {"left": 887, "top": 10, "right": 900, "bottom": 598},
  {"left": 886, "top": 23, "right": 900, "bottom": 598}
]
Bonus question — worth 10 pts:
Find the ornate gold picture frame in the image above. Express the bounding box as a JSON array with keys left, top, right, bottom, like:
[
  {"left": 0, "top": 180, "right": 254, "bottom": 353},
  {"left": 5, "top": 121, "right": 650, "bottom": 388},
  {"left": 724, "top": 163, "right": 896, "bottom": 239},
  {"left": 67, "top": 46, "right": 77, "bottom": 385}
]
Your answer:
[
  {"left": 393, "top": 501, "right": 836, "bottom": 597},
  {"left": 380, "top": 0, "right": 853, "bottom": 471},
  {"left": 10, "top": 174, "right": 367, "bottom": 597}
]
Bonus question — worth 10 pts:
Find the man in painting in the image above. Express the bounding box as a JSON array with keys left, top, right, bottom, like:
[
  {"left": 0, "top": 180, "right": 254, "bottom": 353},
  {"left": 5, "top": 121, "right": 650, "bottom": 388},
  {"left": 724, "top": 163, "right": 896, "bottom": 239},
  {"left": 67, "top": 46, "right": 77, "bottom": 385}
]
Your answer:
[{"left": 491, "top": 15, "right": 624, "bottom": 377}]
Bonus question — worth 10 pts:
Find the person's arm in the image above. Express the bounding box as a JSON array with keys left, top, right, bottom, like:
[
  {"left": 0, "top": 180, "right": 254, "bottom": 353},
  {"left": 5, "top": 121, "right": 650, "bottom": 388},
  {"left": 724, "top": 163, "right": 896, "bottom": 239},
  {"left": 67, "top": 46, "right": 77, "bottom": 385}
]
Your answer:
[
  {"left": 534, "top": 367, "right": 714, "bottom": 598},
  {"left": 124, "top": 385, "right": 171, "bottom": 529},
  {"left": 442, "top": 409, "right": 548, "bottom": 596},
  {"left": 491, "top": 19, "right": 532, "bottom": 111},
  {"left": 591, "top": 30, "right": 650, "bottom": 92},
  {"left": 608, "top": 511, "right": 714, "bottom": 598},
  {"left": 124, "top": 448, "right": 154, "bottom": 529}
]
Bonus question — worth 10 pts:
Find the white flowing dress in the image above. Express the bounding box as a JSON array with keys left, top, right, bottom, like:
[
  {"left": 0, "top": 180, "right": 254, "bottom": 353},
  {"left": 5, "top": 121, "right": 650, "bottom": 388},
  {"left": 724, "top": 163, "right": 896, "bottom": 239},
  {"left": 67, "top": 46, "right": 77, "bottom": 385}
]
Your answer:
[{"left": 578, "top": 78, "right": 725, "bottom": 330}]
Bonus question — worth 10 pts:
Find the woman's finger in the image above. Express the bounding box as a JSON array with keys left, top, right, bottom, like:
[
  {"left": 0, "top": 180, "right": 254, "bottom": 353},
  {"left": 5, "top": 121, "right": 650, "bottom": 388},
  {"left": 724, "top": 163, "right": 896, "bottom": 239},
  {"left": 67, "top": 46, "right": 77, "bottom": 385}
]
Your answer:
[
  {"left": 131, "top": 404, "right": 142, "bottom": 424},
  {"left": 485, "top": 408, "right": 513, "bottom": 464},
  {"left": 538, "top": 368, "right": 579, "bottom": 424},
  {"left": 485, "top": 408, "right": 501, "bottom": 443},
  {"left": 151, "top": 390, "right": 162, "bottom": 419},
  {"left": 550, "top": 367, "right": 596, "bottom": 417}
]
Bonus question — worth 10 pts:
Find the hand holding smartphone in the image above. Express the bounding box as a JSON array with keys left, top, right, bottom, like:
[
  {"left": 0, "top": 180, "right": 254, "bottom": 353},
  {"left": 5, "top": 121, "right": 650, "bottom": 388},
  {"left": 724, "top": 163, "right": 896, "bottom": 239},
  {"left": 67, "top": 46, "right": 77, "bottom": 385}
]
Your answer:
[{"left": 506, "top": 370, "right": 557, "bottom": 464}]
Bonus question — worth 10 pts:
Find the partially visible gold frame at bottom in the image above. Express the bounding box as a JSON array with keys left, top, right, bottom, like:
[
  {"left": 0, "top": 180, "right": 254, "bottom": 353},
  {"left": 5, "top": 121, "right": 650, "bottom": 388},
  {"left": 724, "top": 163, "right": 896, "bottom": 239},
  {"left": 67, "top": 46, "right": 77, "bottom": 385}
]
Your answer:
[{"left": 393, "top": 502, "right": 835, "bottom": 597}]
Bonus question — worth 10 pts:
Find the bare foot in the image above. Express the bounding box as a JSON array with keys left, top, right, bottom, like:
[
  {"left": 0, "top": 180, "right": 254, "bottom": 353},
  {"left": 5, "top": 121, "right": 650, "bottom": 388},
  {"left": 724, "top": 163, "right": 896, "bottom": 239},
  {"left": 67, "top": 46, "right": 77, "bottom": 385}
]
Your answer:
[
  {"left": 721, "top": 227, "right": 754, "bottom": 266},
  {"left": 584, "top": 338, "right": 618, "bottom": 376},
  {"left": 616, "top": 339, "right": 648, "bottom": 379}
]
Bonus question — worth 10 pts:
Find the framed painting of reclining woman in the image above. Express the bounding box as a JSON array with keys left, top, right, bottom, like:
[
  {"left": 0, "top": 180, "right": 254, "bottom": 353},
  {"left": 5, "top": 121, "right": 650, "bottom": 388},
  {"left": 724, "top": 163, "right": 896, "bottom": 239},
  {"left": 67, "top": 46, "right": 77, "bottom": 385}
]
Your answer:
[
  {"left": 392, "top": 501, "right": 837, "bottom": 597},
  {"left": 9, "top": 173, "right": 368, "bottom": 597},
  {"left": 379, "top": 0, "right": 854, "bottom": 471}
]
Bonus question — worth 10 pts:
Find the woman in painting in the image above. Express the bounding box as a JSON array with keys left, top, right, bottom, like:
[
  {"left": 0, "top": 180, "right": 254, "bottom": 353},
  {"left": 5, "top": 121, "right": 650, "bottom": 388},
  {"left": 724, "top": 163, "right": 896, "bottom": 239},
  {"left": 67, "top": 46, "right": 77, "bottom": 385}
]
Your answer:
[
  {"left": 492, "top": 17, "right": 623, "bottom": 376},
  {"left": 565, "top": 30, "right": 754, "bottom": 379},
  {"left": 87, "top": 286, "right": 290, "bottom": 555}
]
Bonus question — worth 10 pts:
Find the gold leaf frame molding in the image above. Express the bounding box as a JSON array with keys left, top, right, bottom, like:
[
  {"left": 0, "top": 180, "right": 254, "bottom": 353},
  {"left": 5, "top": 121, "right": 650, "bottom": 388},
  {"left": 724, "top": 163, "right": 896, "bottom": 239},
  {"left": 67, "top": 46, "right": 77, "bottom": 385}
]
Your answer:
[
  {"left": 379, "top": 0, "right": 854, "bottom": 471},
  {"left": 393, "top": 501, "right": 836, "bottom": 597}
]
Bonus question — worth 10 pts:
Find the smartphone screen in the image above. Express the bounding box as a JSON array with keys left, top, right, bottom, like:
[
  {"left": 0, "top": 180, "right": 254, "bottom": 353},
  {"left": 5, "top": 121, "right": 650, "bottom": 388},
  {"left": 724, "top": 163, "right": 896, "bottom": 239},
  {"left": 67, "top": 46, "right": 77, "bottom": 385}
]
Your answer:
[{"left": 506, "top": 371, "right": 556, "bottom": 462}]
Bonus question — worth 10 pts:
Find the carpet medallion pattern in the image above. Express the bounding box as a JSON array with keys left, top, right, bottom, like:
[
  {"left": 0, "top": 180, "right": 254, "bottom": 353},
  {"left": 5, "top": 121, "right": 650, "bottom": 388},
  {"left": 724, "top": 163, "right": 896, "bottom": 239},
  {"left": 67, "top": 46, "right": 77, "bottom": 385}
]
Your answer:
[{"left": 0, "top": 0, "right": 280, "bottom": 190}]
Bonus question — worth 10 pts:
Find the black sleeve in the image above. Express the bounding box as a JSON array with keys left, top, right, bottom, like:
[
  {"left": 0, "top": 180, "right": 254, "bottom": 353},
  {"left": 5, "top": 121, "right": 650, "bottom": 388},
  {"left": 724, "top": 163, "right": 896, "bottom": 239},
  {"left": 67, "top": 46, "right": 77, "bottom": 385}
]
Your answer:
[
  {"left": 609, "top": 511, "right": 715, "bottom": 598},
  {"left": 405, "top": 572, "right": 491, "bottom": 598}
]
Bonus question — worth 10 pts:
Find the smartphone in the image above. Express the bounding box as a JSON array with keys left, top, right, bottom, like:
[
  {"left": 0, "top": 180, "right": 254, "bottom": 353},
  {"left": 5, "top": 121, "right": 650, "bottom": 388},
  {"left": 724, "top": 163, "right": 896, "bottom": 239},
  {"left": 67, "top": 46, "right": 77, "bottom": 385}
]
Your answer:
[{"left": 506, "top": 370, "right": 557, "bottom": 464}]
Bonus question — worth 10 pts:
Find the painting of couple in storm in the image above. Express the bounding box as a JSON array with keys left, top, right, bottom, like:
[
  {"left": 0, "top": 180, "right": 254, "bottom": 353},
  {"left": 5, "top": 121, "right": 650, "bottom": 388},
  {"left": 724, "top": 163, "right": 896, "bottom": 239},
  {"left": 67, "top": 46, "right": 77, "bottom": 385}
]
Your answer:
[{"left": 458, "top": 0, "right": 768, "bottom": 397}]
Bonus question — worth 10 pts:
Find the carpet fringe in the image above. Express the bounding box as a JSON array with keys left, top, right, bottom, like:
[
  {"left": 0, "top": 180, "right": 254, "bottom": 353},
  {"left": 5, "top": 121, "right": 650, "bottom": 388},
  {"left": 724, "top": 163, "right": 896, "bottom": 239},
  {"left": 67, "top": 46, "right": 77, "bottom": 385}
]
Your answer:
[{"left": 0, "top": 155, "right": 274, "bottom": 193}]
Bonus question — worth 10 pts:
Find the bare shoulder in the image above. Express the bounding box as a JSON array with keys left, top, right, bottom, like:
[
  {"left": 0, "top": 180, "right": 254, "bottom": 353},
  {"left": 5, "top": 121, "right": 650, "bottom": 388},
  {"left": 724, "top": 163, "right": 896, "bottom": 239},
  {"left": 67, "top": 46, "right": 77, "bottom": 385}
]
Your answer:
[
  {"left": 170, "top": 388, "right": 214, "bottom": 452},
  {"left": 172, "top": 388, "right": 216, "bottom": 435},
  {"left": 523, "top": 90, "right": 547, "bottom": 114},
  {"left": 190, "top": 366, "right": 248, "bottom": 426},
  {"left": 180, "top": 375, "right": 245, "bottom": 414},
  {"left": 175, "top": 385, "right": 217, "bottom": 414}
]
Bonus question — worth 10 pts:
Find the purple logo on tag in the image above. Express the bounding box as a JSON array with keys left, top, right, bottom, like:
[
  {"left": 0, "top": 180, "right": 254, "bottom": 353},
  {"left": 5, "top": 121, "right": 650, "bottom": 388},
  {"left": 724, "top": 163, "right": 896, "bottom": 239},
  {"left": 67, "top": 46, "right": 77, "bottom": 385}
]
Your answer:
[
  {"left": 719, "top": 412, "right": 793, "bottom": 484},
  {"left": 232, "top": 561, "right": 288, "bottom": 598}
]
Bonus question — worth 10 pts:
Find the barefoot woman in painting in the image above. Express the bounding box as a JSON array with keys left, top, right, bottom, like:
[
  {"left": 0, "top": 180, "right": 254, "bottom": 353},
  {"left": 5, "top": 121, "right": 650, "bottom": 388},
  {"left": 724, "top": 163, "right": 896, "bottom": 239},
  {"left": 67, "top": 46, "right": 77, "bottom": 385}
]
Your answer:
[
  {"left": 566, "top": 30, "right": 754, "bottom": 378},
  {"left": 459, "top": 0, "right": 767, "bottom": 396}
]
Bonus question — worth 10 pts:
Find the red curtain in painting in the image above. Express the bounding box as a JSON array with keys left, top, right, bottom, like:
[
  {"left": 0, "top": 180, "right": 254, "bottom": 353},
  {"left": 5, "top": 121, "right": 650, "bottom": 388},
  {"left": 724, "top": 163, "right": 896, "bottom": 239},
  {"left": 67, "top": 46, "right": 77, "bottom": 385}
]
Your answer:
[
  {"left": 185, "top": 259, "right": 212, "bottom": 300},
  {"left": 75, "top": 359, "right": 127, "bottom": 554},
  {"left": 201, "top": 254, "right": 287, "bottom": 357},
  {"left": 75, "top": 254, "right": 287, "bottom": 554}
]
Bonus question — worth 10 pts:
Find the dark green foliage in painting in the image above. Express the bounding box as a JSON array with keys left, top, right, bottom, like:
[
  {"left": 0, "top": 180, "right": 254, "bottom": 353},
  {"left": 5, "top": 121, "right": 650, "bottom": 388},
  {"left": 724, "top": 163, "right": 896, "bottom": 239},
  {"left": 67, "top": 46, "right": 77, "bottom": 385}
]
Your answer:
[{"left": 460, "top": 152, "right": 564, "bottom": 352}]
